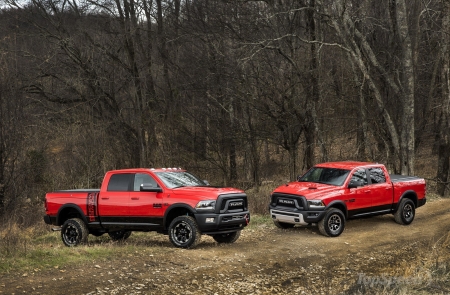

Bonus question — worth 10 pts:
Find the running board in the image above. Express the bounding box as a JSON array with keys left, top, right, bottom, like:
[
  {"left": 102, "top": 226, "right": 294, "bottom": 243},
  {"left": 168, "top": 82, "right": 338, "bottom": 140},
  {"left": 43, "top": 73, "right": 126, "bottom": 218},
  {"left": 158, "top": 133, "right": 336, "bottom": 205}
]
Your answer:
[{"left": 51, "top": 227, "right": 62, "bottom": 231}]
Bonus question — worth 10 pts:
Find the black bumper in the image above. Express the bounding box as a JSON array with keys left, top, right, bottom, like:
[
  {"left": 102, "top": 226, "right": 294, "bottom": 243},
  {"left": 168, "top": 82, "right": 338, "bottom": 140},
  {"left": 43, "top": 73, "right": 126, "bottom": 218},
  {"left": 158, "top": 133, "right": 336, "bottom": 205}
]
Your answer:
[
  {"left": 418, "top": 197, "right": 426, "bottom": 207},
  {"left": 44, "top": 215, "right": 57, "bottom": 225},
  {"left": 194, "top": 211, "right": 250, "bottom": 234}
]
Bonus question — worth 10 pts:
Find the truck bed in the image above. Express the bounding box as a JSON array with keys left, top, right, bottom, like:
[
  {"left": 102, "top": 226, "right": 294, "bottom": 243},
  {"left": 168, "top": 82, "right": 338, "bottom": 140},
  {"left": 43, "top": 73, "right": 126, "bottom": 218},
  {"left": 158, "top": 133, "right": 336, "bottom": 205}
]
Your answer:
[
  {"left": 390, "top": 175, "right": 423, "bottom": 183},
  {"left": 54, "top": 189, "right": 100, "bottom": 193}
]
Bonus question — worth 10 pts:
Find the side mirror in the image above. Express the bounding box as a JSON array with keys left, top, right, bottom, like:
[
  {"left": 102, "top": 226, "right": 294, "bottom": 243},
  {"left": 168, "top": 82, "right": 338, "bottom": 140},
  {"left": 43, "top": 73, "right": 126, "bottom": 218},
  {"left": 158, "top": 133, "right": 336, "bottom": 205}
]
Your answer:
[
  {"left": 348, "top": 179, "right": 363, "bottom": 189},
  {"left": 203, "top": 180, "right": 210, "bottom": 186},
  {"left": 140, "top": 183, "right": 162, "bottom": 192}
]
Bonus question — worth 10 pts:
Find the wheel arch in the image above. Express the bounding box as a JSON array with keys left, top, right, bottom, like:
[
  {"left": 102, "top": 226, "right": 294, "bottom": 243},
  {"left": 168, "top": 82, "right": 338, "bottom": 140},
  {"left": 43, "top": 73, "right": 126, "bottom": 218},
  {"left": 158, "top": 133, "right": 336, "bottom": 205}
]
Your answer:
[
  {"left": 163, "top": 204, "right": 197, "bottom": 230},
  {"left": 396, "top": 190, "right": 418, "bottom": 211},
  {"left": 57, "top": 204, "right": 87, "bottom": 226},
  {"left": 325, "top": 200, "right": 348, "bottom": 218}
]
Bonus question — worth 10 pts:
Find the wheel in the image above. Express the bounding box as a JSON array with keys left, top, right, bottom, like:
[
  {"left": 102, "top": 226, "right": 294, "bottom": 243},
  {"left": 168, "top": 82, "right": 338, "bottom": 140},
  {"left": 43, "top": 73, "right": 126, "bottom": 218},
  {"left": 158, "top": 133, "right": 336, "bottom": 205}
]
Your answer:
[
  {"left": 212, "top": 231, "right": 241, "bottom": 244},
  {"left": 168, "top": 216, "right": 201, "bottom": 249},
  {"left": 273, "top": 220, "right": 295, "bottom": 229},
  {"left": 318, "top": 208, "right": 345, "bottom": 237},
  {"left": 394, "top": 198, "right": 415, "bottom": 225},
  {"left": 108, "top": 230, "right": 132, "bottom": 241},
  {"left": 61, "top": 218, "right": 88, "bottom": 247}
]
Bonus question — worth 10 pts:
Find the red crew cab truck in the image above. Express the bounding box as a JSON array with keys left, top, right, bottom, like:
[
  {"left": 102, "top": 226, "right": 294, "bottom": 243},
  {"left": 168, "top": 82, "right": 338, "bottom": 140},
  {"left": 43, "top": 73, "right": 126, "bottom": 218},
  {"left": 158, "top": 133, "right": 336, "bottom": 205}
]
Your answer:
[
  {"left": 269, "top": 162, "right": 426, "bottom": 237},
  {"left": 44, "top": 168, "right": 250, "bottom": 248}
]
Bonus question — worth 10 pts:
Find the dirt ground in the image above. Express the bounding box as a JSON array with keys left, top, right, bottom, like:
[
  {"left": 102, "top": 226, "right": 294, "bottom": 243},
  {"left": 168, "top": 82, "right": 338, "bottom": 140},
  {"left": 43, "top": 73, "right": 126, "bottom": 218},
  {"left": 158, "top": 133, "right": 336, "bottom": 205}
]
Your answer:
[{"left": 1, "top": 198, "right": 450, "bottom": 295}]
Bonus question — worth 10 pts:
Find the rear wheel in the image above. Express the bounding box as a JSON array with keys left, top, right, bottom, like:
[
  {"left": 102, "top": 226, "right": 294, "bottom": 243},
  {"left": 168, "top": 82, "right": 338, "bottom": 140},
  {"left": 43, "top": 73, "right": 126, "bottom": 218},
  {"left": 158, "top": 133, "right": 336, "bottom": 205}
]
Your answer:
[
  {"left": 273, "top": 220, "right": 295, "bottom": 229},
  {"left": 394, "top": 198, "right": 415, "bottom": 225},
  {"left": 212, "top": 231, "right": 241, "bottom": 244},
  {"left": 169, "top": 216, "right": 201, "bottom": 248},
  {"left": 61, "top": 218, "right": 88, "bottom": 247},
  {"left": 318, "top": 208, "right": 345, "bottom": 237},
  {"left": 108, "top": 230, "right": 132, "bottom": 241}
]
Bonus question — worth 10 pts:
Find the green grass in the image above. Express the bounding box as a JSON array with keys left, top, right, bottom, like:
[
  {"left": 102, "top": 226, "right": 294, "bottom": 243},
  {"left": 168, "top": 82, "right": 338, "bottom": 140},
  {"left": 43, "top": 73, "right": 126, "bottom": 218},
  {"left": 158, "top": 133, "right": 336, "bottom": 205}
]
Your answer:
[{"left": 0, "top": 230, "right": 171, "bottom": 274}]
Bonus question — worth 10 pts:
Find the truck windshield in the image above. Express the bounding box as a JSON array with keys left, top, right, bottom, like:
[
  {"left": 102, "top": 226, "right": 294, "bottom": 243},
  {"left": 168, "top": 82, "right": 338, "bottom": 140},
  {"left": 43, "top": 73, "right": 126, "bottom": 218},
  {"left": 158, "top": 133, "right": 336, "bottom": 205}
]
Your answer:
[
  {"left": 155, "top": 172, "right": 207, "bottom": 188},
  {"left": 298, "top": 167, "right": 350, "bottom": 186}
]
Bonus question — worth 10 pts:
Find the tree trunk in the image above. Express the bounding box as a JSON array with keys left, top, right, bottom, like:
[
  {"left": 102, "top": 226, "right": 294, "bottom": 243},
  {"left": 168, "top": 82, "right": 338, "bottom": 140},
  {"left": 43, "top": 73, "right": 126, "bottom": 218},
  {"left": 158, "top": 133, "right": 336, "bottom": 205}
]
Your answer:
[
  {"left": 437, "top": 0, "right": 450, "bottom": 196},
  {"left": 395, "top": 0, "right": 415, "bottom": 175}
]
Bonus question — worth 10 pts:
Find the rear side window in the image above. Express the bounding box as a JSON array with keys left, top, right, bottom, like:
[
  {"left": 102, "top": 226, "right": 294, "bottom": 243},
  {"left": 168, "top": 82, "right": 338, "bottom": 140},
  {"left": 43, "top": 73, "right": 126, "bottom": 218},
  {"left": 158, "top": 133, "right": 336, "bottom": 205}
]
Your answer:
[
  {"left": 369, "top": 168, "right": 386, "bottom": 184},
  {"left": 351, "top": 169, "right": 368, "bottom": 185},
  {"left": 107, "top": 174, "right": 133, "bottom": 191}
]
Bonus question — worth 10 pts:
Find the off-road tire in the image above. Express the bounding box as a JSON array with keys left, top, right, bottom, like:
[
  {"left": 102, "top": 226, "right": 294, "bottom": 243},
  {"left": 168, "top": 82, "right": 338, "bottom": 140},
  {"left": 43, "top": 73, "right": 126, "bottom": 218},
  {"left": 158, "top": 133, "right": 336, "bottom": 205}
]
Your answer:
[
  {"left": 318, "top": 208, "right": 345, "bottom": 237},
  {"left": 394, "top": 198, "right": 415, "bottom": 225},
  {"left": 212, "top": 230, "right": 241, "bottom": 244},
  {"left": 273, "top": 220, "right": 295, "bottom": 229},
  {"left": 168, "top": 216, "right": 201, "bottom": 249},
  {"left": 61, "top": 218, "right": 88, "bottom": 247},
  {"left": 108, "top": 230, "right": 132, "bottom": 241}
]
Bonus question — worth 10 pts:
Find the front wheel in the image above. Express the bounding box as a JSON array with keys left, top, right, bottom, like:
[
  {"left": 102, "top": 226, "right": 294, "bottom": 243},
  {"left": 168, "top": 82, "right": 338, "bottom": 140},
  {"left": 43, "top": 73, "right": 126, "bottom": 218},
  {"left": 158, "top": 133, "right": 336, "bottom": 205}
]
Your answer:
[
  {"left": 212, "top": 231, "right": 241, "bottom": 244},
  {"left": 108, "top": 230, "right": 132, "bottom": 241},
  {"left": 394, "top": 198, "right": 415, "bottom": 225},
  {"left": 61, "top": 218, "right": 88, "bottom": 247},
  {"left": 168, "top": 216, "right": 201, "bottom": 249},
  {"left": 318, "top": 208, "right": 345, "bottom": 237}
]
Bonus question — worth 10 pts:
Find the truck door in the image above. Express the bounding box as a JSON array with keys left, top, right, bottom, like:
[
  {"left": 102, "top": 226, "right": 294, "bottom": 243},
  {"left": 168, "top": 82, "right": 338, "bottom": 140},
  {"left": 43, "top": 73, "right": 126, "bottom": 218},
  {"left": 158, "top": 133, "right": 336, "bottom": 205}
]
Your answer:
[
  {"left": 129, "top": 173, "right": 164, "bottom": 224},
  {"left": 98, "top": 173, "right": 132, "bottom": 222},
  {"left": 367, "top": 167, "right": 393, "bottom": 211},
  {"left": 346, "top": 169, "right": 372, "bottom": 216}
]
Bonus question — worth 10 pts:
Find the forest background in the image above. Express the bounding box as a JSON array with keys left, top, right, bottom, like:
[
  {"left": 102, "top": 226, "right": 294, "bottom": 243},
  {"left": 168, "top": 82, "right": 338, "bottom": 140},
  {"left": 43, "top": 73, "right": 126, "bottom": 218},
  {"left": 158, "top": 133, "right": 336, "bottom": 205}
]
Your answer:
[{"left": 0, "top": 0, "right": 450, "bottom": 225}]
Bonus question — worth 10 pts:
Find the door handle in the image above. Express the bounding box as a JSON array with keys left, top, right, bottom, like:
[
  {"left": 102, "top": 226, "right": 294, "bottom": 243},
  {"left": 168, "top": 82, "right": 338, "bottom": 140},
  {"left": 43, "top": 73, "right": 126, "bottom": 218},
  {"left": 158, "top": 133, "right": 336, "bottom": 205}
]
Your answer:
[
  {"left": 101, "top": 197, "right": 109, "bottom": 200},
  {"left": 349, "top": 198, "right": 355, "bottom": 202},
  {"left": 364, "top": 190, "right": 371, "bottom": 193},
  {"left": 131, "top": 197, "right": 139, "bottom": 200}
]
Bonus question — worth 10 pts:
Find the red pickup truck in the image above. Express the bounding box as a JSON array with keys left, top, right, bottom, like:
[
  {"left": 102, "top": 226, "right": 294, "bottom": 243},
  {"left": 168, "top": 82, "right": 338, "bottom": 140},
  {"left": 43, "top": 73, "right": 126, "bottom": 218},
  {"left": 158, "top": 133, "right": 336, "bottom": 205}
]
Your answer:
[
  {"left": 269, "top": 161, "right": 426, "bottom": 237},
  {"left": 44, "top": 168, "right": 250, "bottom": 248}
]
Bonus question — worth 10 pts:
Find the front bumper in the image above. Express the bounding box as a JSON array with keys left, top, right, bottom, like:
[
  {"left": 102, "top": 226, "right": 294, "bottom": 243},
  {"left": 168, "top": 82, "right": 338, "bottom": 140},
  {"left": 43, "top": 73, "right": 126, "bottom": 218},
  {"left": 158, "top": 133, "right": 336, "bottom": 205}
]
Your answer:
[
  {"left": 195, "top": 211, "right": 250, "bottom": 234},
  {"left": 269, "top": 206, "right": 325, "bottom": 225}
]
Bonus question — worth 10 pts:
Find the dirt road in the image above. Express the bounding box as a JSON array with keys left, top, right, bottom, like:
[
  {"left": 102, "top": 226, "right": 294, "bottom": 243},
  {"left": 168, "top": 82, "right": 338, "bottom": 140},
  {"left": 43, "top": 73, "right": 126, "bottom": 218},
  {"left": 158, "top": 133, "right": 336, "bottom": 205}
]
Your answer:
[{"left": 1, "top": 198, "right": 450, "bottom": 295}]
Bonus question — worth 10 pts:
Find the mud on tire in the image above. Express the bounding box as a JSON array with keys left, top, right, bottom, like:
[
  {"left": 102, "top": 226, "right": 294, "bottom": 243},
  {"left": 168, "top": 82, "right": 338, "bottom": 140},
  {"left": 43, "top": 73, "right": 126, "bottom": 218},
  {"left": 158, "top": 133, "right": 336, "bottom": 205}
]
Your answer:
[
  {"left": 61, "top": 218, "right": 88, "bottom": 247},
  {"left": 212, "top": 230, "right": 241, "bottom": 244},
  {"left": 169, "top": 216, "right": 201, "bottom": 249},
  {"left": 318, "top": 208, "right": 345, "bottom": 237}
]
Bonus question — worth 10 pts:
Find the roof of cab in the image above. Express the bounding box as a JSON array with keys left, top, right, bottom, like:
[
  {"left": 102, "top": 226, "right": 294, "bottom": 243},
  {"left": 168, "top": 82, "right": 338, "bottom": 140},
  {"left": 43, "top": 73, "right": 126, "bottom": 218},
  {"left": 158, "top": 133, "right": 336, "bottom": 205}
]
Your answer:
[
  {"left": 314, "top": 161, "right": 380, "bottom": 170},
  {"left": 107, "top": 168, "right": 186, "bottom": 173}
]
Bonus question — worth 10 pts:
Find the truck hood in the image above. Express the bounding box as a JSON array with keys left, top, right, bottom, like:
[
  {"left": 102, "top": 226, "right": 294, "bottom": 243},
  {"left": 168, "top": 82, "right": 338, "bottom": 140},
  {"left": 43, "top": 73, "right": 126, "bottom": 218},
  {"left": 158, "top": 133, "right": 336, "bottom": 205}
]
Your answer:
[
  {"left": 273, "top": 182, "right": 342, "bottom": 200},
  {"left": 170, "top": 186, "right": 244, "bottom": 199}
]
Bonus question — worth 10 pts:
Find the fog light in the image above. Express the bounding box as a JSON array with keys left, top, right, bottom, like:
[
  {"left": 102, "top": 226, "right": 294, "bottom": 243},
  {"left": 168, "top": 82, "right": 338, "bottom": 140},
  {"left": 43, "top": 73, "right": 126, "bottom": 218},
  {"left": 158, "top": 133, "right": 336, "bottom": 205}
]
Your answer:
[{"left": 205, "top": 218, "right": 215, "bottom": 223}]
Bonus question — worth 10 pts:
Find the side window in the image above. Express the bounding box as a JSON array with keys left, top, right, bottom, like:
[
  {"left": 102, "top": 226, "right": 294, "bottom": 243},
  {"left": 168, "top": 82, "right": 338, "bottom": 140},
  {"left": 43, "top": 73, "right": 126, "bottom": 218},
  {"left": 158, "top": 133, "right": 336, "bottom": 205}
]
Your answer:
[
  {"left": 133, "top": 173, "right": 159, "bottom": 191},
  {"left": 369, "top": 167, "right": 386, "bottom": 184},
  {"left": 350, "top": 169, "right": 368, "bottom": 185},
  {"left": 107, "top": 174, "right": 133, "bottom": 191}
]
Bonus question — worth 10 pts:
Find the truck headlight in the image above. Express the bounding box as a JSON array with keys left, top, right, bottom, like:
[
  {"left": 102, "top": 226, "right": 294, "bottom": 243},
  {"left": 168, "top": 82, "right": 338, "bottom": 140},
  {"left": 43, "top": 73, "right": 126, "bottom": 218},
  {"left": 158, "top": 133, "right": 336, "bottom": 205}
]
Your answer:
[
  {"left": 307, "top": 200, "right": 325, "bottom": 209},
  {"left": 195, "top": 200, "right": 216, "bottom": 211}
]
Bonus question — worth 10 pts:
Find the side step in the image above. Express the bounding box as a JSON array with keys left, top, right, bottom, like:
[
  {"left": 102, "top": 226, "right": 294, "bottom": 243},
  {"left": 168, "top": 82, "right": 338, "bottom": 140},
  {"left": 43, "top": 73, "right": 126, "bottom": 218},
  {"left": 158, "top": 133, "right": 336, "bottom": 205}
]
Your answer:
[{"left": 51, "top": 227, "right": 62, "bottom": 231}]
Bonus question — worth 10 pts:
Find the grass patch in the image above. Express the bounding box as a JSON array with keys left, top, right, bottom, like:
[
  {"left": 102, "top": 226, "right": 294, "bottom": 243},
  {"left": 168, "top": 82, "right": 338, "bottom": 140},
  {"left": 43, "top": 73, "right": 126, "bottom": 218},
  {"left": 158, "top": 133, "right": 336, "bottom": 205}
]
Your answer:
[{"left": 0, "top": 230, "right": 170, "bottom": 274}]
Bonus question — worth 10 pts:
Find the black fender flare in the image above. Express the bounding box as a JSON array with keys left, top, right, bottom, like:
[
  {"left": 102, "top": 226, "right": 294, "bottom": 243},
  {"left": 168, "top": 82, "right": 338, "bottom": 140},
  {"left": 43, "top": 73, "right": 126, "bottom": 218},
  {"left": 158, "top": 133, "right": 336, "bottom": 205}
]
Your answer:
[
  {"left": 325, "top": 200, "right": 348, "bottom": 218},
  {"left": 56, "top": 204, "right": 88, "bottom": 226},
  {"left": 163, "top": 203, "right": 197, "bottom": 229},
  {"left": 395, "top": 190, "right": 418, "bottom": 211}
]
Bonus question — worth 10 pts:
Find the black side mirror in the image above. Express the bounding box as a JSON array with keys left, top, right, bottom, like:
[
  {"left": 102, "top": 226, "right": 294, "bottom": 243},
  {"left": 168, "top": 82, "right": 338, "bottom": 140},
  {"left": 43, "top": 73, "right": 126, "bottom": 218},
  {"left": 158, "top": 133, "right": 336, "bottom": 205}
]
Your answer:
[
  {"left": 348, "top": 179, "right": 363, "bottom": 189},
  {"left": 140, "top": 183, "right": 162, "bottom": 192}
]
